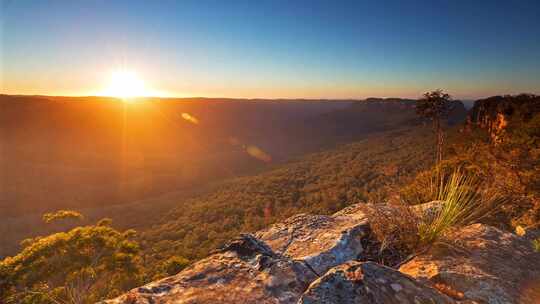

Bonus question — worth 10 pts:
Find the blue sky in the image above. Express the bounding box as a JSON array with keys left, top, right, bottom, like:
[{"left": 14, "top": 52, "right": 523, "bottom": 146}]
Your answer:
[{"left": 1, "top": 0, "right": 539, "bottom": 99}]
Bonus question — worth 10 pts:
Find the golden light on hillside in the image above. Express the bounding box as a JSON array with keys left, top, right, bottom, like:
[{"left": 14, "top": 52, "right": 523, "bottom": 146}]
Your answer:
[{"left": 103, "top": 70, "right": 147, "bottom": 100}]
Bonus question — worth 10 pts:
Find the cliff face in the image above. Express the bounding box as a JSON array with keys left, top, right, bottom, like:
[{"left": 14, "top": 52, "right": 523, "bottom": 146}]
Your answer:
[
  {"left": 103, "top": 203, "right": 540, "bottom": 304},
  {"left": 468, "top": 94, "right": 540, "bottom": 143}
]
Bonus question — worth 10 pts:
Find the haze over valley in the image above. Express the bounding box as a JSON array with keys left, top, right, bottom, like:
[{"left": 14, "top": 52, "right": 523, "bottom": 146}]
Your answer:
[{"left": 1, "top": 1, "right": 540, "bottom": 303}]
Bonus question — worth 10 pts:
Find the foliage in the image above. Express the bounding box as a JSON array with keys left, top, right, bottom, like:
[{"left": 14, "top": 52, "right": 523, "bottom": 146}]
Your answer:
[
  {"left": 0, "top": 213, "right": 143, "bottom": 304},
  {"left": 2, "top": 94, "right": 539, "bottom": 301},
  {"left": 416, "top": 90, "right": 453, "bottom": 120},
  {"left": 417, "top": 170, "right": 504, "bottom": 245},
  {"left": 532, "top": 238, "right": 540, "bottom": 252},
  {"left": 139, "top": 128, "right": 435, "bottom": 267},
  {"left": 160, "top": 256, "right": 190, "bottom": 276},
  {"left": 42, "top": 210, "right": 84, "bottom": 224}
]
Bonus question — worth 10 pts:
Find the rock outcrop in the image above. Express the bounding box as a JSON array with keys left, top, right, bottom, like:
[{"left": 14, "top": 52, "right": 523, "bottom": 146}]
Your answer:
[
  {"left": 468, "top": 94, "right": 540, "bottom": 143},
  {"left": 255, "top": 204, "right": 369, "bottom": 275},
  {"left": 105, "top": 234, "right": 318, "bottom": 304},
  {"left": 400, "top": 223, "right": 540, "bottom": 304},
  {"left": 104, "top": 204, "right": 540, "bottom": 304},
  {"left": 299, "top": 261, "right": 455, "bottom": 304}
]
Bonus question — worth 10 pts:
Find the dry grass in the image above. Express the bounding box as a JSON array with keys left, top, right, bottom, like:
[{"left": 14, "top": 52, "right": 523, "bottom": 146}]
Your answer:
[
  {"left": 360, "top": 202, "right": 420, "bottom": 266},
  {"left": 363, "top": 168, "right": 505, "bottom": 265}
]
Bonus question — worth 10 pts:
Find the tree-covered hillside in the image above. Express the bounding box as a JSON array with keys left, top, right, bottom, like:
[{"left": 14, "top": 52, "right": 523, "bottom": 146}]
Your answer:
[{"left": 139, "top": 127, "right": 436, "bottom": 266}]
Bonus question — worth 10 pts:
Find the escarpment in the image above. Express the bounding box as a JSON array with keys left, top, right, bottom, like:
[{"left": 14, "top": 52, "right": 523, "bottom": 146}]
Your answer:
[
  {"left": 468, "top": 94, "right": 540, "bottom": 143},
  {"left": 103, "top": 203, "right": 540, "bottom": 304}
]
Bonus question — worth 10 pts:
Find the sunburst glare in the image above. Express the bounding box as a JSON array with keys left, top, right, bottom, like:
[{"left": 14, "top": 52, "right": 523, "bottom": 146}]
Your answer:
[{"left": 102, "top": 70, "right": 147, "bottom": 100}]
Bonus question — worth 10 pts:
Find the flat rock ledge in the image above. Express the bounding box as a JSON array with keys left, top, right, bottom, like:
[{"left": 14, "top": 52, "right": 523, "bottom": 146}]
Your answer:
[
  {"left": 255, "top": 203, "right": 370, "bottom": 275},
  {"left": 400, "top": 223, "right": 540, "bottom": 304},
  {"left": 299, "top": 261, "right": 455, "bottom": 304},
  {"left": 103, "top": 203, "right": 540, "bottom": 304},
  {"left": 104, "top": 234, "right": 318, "bottom": 304}
]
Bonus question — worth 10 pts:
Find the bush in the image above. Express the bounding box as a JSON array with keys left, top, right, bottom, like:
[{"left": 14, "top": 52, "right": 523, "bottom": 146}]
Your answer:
[
  {"left": 417, "top": 169, "right": 505, "bottom": 245},
  {"left": 161, "top": 256, "right": 190, "bottom": 276},
  {"left": 1, "top": 213, "right": 143, "bottom": 304},
  {"left": 368, "top": 169, "right": 505, "bottom": 266},
  {"left": 360, "top": 202, "right": 420, "bottom": 266}
]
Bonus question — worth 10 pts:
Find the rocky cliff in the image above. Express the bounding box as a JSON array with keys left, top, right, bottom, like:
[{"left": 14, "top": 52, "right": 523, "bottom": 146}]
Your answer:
[
  {"left": 468, "top": 94, "right": 540, "bottom": 143},
  {"left": 103, "top": 203, "right": 540, "bottom": 304}
]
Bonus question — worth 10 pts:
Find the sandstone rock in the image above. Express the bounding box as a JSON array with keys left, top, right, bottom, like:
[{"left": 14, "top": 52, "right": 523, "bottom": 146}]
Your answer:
[
  {"left": 103, "top": 234, "right": 317, "bottom": 304},
  {"left": 468, "top": 95, "right": 540, "bottom": 143},
  {"left": 255, "top": 204, "right": 369, "bottom": 275},
  {"left": 299, "top": 261, "right": 455, "bottom": 304},
  {"left": 400, "top": 224, "right": 540, "bottom": 303},
  {"left": 104, "top": 205, "right": 540, "bottom": 304}
]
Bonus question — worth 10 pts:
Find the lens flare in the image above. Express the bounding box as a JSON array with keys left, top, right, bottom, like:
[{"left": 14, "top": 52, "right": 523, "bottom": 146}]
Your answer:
[
  {"left": 181, "top": 112, "right": 199, "bottom": 124},
  {"left": 246, "top": 145, "right": 272, "bottom": 162}
]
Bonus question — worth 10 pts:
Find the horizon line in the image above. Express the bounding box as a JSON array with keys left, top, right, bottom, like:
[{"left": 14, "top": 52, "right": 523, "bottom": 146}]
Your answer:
[{"left": 0, "top": 93, "right": 486, "bottom": 102}]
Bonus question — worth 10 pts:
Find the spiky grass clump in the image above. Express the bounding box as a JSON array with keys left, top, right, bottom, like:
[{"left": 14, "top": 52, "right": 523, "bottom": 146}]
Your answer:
[{"left": 418, "top": 169, "right": 504, "bottom": 245}]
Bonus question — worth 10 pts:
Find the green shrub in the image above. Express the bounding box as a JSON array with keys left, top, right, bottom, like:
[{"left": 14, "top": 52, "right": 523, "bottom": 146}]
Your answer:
[
  {"left": 162, "top": 256, "right": 190, "bottom": 276},
  {"left": 418, "top": 169, "right": 504, "bottom": 245},
  {"left": 1, "top": 213, "right": 142, "bottom": 304}
]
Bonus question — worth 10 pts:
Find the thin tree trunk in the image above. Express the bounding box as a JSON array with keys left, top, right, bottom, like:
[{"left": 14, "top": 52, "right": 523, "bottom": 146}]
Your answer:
[
  {"left": 434, "top": 118, "right": 443, "bottom": 165},
  {"left": 438, "top": 126, "right": 444, "bottom": 164}
]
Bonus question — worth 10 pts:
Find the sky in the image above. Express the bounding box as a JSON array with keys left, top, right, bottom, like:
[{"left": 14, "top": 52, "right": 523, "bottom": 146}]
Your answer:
[{"left": 1, "top": 0, "right": 540, "bottom": 99}]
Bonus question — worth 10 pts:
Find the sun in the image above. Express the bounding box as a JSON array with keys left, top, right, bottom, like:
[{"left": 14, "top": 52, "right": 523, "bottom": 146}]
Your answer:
[{"left": 103, "top": 70, "right": 146, "bottom": 99}]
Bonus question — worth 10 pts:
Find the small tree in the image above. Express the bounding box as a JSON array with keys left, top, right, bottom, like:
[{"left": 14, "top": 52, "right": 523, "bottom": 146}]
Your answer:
[
  {"left": 416, "top": 89, "right": 453, "bottom": 164},
  {"left": 0, "top": 212, "right": 142, "bottom": 304}
]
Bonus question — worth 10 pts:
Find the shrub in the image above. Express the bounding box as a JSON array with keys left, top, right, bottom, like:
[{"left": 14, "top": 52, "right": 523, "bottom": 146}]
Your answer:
[
  {"left": 371, "top": 168, "right": 505, "bottom": 265},
  {"left": 1, "top": 213, "right": 142, "bottom": 304},
  {"left": 360, "top": 202, "right": 420, "bottom": 266},
  {"left": 161, "top": 256, "right": 190, "bottom": 276},
  {"left": 418, "top": 169, "right": 504, "bottom": 245},
  {"left": 399, "top": 170, "right": 437, "bottom": 205}
]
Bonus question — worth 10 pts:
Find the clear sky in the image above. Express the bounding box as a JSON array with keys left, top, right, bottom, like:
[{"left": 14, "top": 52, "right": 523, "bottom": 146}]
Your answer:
[{"left": 1, "top": 0, "right": 539, "bottom": 99}]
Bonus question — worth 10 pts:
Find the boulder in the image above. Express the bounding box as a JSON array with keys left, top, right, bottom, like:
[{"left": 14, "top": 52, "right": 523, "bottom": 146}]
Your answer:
[
  {"left": 103, "top": 234, "right": 317, "bottom": 304},
  {"left": 400, "top": 224, "right": 540, "bottom": 303},
  {"left": 299, "top": 261, "right": 455, "bottom": 304},
  {"left": 255, "top": 204, "right": 369, "bottom": 275}
]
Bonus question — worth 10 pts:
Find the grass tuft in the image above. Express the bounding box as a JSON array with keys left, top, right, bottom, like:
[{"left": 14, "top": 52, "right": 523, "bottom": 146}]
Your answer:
[{"left": 418, "top": 169, "right": 505, "bottom": 245}]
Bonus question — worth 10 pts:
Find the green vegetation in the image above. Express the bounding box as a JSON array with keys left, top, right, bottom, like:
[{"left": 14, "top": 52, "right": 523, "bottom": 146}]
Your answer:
[
  {"left": 533, "top": 239, "right": 540, "bottom": 252},
  {"left": 0, "top": 214, "right": 142, "bottom": 304},
  {"left": 139, "top": 128, "right": 435, "bottom": 266},
  {"left": 417, "top": 170, "right": 503, "bottom": 245},
  {"left": 1, "top": 94, "right": 539, "bottom": 302},
  {"left": 366, "top": 169, "right": 504, "bottom": 265},
  {"left": 42, "top": 210, "right": 84, "bottom": 224},
  {"left": 160, "top": 256, "right": 190, "bottom": 276}
]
